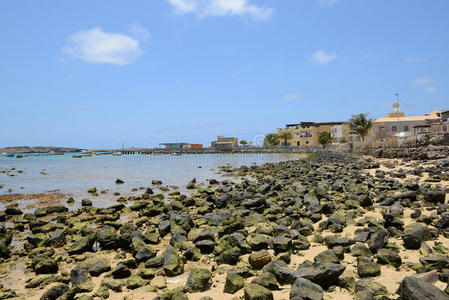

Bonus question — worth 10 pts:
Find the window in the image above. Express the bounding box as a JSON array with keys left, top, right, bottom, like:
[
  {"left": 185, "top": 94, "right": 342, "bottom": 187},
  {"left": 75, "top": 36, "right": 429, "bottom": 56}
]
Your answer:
[
  {"left": 392, "top": 126, "right": 397, "bottom": 132},
  {"left": 380, "top": 127, "right": 385, "bottom": 132},
  {"left": 297, "top": 141, "right": 300, "bottom": 146},
  {"left": 404, "top": 125, "right": 409, "bottom": 131},
  {"left": 305, "top": 141, "right": 309, "bottom": 145}
]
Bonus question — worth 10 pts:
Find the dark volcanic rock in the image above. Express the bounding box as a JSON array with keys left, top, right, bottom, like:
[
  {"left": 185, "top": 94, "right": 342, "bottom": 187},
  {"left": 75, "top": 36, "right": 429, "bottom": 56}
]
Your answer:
[
  {"left": 290, "top": 277, "right": 324, "bottom": 300},
  {"left": 399, "top": 276, "right": 447, "bottom": 300}
]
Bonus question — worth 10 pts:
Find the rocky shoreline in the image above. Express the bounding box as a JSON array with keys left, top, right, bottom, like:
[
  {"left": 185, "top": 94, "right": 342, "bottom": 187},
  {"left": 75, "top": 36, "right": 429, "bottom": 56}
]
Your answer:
[{"left": 0, "top": 151, "right": 448, "bottom": 300}]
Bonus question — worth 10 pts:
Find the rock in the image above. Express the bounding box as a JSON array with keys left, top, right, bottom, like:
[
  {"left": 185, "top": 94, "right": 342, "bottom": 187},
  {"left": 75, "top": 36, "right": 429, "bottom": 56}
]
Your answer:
[
  {"left": 68, "top": 235, "right": 95, "bottom": 255},
  {"left": 419, "top": 255, "right": 449, "bottom": 271},
  {"left": 101, "top": 277, "right": 124, "bottom": 292},
  {"left": 150, "top": 276, "right": 167, "bottom": 289},
  {"left": 116, "top": 178, "right": 124, "bottom": 184},
  {"left": 217, "top": 247, "right": 241, "bottom": 265},
  {"left": 81, "top": 198, "right": 92, "bottom": 206},
  {"left": 435, "top": 213, "right": 449, "bottom": 229},
  {"left": 403, "top": 224, "right": 431, "bottom": 249},
  {"left": 357, "top": 257, "right": 381, "bottom": 278},
  {"left": 290, "top": 277, "right": 324, "bottom": 300},
  {"left": 158, "top": 219, "right": 171, "bottom": 237},
  {"left": 96, "top": 225, "right": 119, "bottom": 249},
  {"left": 78, "top": 257, "right": 111, "bottom": 276},
  {"left": 377, "top": 248, "right": 402, "bottom": 268},
  {"left": 314, "top": 249, "right": 340, "bottom": 264},
  {"left": 131, "top": 238, "right": 157, "bottom": 263},
  {"left": 195, "top": 239, "right": 215, "bottom": 254},
  {"left": 34, "top": 256, "right": 58, "bottom": 274},
  {"left": 351, "top": 243, "right": 372, "bottom": 257},
  {"left": 71, "top": 268, "right": 94, "bottom": 292},
  {"left": 125, "top": 274, "right": 146, "bottom": 289},
  {"left": 163, "top": 246, "right": 184, "bottom": 276},
  {"left": 244, "top": 283, "right": 274, "bottom": 300},
  {"left": 368, "top": 229, "right": 388, "bottom": 253},
  {"left": 44, "top": 231, "right": 65, "bottom": 247},
  {"left": 87, "top": 187, "right": 97, "bottom": 193},
  {"left": 112, "top": 263, "right": 131, "bottom": 279},
  {"left": 248, "top": 234, "right": 269, "bottom": 251},
  {"left": 5, "top": 206, "right": 22, "bottom": 215},
  {"left": 271, "top": 236, "right": 292, "bottom": 253},
  {"left": 295, "top": 261, "right": 346, "bottom": 287},
  {"left": 423, "top": 190, "right": 446, "bottom": 204},
  {"left": 249, "top": 250, "right": 272, "bottom": 269},
  {"left": 399, "top": 276, "right": 447, "bottom": 300},
  {"left": 251, "top": 272, "right": 278, "bottom": 290},
  {"left": 39, "top": 284, "right": 69, "bottom": 300},
  {"left": 185, "top": 268, "right": 212, "bottom": 292},
  {"left": 224, "top": 271, "right": 245, "bottom": 294}
]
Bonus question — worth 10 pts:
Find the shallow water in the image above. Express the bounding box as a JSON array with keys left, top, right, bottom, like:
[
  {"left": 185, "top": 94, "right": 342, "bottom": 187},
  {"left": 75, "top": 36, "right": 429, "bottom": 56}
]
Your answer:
[{"left": 0, "top": 153, "right": 301, "bottom": 207}]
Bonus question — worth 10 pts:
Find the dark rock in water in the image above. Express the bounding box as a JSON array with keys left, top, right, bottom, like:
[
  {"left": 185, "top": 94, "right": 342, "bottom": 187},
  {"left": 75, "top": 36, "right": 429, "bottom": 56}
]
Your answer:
[
  {"left": 402, "top": 224, "right": 431, "bottom": 249},
  {"left": 377, "top": 248, "right": 402, "bottom": 268},
  {"left": 46, "top": 206, "right": 68, "bottom": 214},
  {"left": 290, "top": 277, "right": 324, "bottom": 300},
  {"left": 81, "top": 199, "right": 92, "bottom": 206},
  {"left": 71, "top": 268, "right": 94, "bottom": 292},
  {"left": 295, "top": 261, "right": 346, "bottom": 288},
  {"left": 357, "top": 257, "right": 381, "bottom": 278},
  {"left": 39, "top": 284, "right": 69, "bottom": 300},
  {"left": 115, "top": 178, "right": 124, "bottom": 184},
  {"left": 96, "top": 225, "right": 119, "bottom": 249},
  {"left": 224, "top": 271, "right": 245, "bottom": 294},
  {"left": 368, "top": 229, "right": 388, "bottom": 253},
  {"left": 185, "top": 268, "right": 211, "bottom": 292},
  {"left": 244, "top": 283, "right": 274, "bottom": 300},
  {"left": 152, "top": 179, "right": 162, "bottom": 185},
  {"left": 5, "top": 207, "right": 22, "bottom": 215},
  {"left": 163, "top": 246, "right": 184, "bottom": 276},
  {"left": 112, "top": 263, "right": 131, "bottom": 279},
  {"left": 399, "top": 276, "right": 447, "bottom": 300}
]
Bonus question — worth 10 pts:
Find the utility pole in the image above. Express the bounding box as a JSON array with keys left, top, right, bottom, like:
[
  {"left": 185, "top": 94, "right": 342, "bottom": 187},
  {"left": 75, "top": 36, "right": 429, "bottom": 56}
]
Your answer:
[{"left": 394, "top": 93, "right": 400, "bottom": 135}]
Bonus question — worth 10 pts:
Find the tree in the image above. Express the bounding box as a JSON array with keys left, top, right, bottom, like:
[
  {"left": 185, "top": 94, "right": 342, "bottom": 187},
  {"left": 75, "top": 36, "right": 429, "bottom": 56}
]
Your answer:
[
  {"left": 318, "top": 131, "right": 332, "bottom": 148},
  {"left": 240, "top": 140, "right": 248, "bottom": 146},
  {"left": 349, "top": 113, "right": 373, "bottom": 141},
  {"left": 263, "top": 133, "right": 279, "bottom": 147},
  {"left": 278, "top": 131, "right": 293, "bottom": 146}
]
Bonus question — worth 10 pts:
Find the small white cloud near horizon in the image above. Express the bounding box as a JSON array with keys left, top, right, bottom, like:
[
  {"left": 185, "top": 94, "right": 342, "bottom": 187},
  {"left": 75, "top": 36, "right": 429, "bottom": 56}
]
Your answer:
[
  {"left": 62, "top": 27, "right": 142, "bottom": 66},
  {"left": 166, "top": 0, "right": 273, "bottom": 20},
  {"left": 410, "top": 76, "right": 437, "bottom": 94},
  {"left": 310, "top": 50, "right": 338, "bottom": 66},
  {"left": 277, "top": 92, "right": 303, "bottom": 102},
  {"left": 406, "top": 57, "right": 427, "bottom": 63},
  {"left": 317, "top": 0, "right": 342, "bottom": 6}
]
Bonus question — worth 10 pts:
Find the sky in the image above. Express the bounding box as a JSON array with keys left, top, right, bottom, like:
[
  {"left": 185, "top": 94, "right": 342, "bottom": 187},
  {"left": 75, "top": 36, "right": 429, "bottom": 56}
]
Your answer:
[{"left": 1, "top": 0, "right": 448, "bottom": 148}]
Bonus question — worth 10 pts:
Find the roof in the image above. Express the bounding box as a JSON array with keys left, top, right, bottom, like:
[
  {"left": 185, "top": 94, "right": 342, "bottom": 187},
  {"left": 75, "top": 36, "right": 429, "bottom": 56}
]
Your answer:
[
  {"left": 374, "top": 115, "right": 440, "bottom": 123},
  {"left": 159, "top": 143, "right": 189, "bottom": 145}
]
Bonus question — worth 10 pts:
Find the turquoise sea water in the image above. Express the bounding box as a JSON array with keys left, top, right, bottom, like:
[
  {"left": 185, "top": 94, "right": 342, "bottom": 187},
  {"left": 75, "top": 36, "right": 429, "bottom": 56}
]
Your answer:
[{"left": 0, "top": 153, "right": 301, "bottom": 208}]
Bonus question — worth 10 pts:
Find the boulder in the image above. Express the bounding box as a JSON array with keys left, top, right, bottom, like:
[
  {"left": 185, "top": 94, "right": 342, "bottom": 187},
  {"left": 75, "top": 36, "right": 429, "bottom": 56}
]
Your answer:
[
  {"left": 402, "top": 224, "right": 431, "bottom": 249},
  {"left": 185, "top": 268, "right": 212, "bottom": 292},
  {"left": 249, "top": 250, "right": 272, "bottom": 269},
  {"left": 377, "top": 248, "right": 402, "bottom": 268},
  {"left": 244, "top": 283, "right": 274, "bottom": 300},
  {"left": 71, "top": 268, "right": 94, "bottom": 292},
  {"left": 163, "top": 246, "right": 184, "bottom": 276},
  {"left": 399, "top": 276, "right": 447, "bottom": 300},
  {"left": 125, "top": 274, "right": 146, "bottom": 289},
  {"left": 39, "top": 284, "right": 69, "bottom": 300},
  {"left": 357, "top": 257, "right": 381, "bottom": 278},
  {"left": 224, "top": 271, "right": 244, "bottom": 294},
  {"left": 290, "top": 278, "right": 324, "bottom": 300}
]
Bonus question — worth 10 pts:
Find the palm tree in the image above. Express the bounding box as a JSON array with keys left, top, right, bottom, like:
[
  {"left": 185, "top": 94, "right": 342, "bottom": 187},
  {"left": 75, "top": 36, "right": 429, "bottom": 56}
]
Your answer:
[
  {"left": 318, "top": 131, "right": 332, "bottom": 148},
  {"left": 349, "top": 113, "right": 373, "bottom": 141},
  {"left": 263, "top": 133, "right": 280, "bottom": 147},
  {"left": 278, "top": 131, "right": 293, "bottom": 146}
]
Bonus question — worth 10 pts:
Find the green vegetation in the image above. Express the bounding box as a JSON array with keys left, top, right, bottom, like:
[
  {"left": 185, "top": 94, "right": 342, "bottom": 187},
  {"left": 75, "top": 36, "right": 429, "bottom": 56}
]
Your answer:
[
  {"left": 349, "top": 113, "right": 373, "bottom": 141},
  {"left": 263, "top": 133, "right": 280, "bottom": 147},
  {"left": 318, "top": 132, "right": 332, "bottom": 148},
  {"left": 278, "top": 131, "right": 293, "bottom": 146},
  {"left": 240, "top": 140, "right": 248, "bottom": 146}
]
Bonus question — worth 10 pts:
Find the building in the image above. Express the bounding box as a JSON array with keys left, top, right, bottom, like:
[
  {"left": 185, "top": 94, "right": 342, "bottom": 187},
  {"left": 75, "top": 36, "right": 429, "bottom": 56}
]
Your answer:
[
  {"left": 159, "top": 143, "right": 189, "bottom": 150},
  {"left": 373, "top": 111, "right": 441, "bottom": 139},
  {"left": 441, "top": 109, "right": 449, "bottom": 133},
  {"left": 187, "top": 144, "right": 203, "bottom": 149},
  {"left": 277, "top": 122, "right": 352, "bottom": 146},
  {"left": 211, "top": 136, "right": 238, "bottom": 149}
]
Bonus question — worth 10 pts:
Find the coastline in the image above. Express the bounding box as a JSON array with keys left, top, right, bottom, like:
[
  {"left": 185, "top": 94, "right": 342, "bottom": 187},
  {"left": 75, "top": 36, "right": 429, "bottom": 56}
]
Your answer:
[{"left": 0, "top": 151, "right": 447, "bottom": 299}]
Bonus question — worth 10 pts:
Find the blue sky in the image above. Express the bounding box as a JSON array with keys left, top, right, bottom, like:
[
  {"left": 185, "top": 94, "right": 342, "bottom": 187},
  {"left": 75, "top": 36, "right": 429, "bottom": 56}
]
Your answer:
[{"left": 1, "top": 0, "right": 448, "bottom": 148}]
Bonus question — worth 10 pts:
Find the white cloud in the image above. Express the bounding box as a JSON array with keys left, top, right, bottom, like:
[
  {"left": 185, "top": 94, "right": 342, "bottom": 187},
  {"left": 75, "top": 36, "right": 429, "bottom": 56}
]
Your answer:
[
  {"left": 317, "top": 0, "right": 341, "bottom": 6},
  {"left": 130, "top": 23, "right": 151, "bottom": 41},
  {"left": 166, "top": 0, "right": 273, "bottom": 20},
  {"left": 310, "top": 50, "right": 338, "bottom": 66},
  {"left": 63, "top": 27, "right": 142, "bottom": 66},
  {"left": 425, "top": 86, "right": 437, "bottom": 93},
  {"left": 277, "top": 93, "right": 303, "bottom": 102},
  {"left": 410, "top": 76, "right": 433, "bottom": 87},
  {"left": 406, "top": 57, "right": 427, "bottom": 63}
]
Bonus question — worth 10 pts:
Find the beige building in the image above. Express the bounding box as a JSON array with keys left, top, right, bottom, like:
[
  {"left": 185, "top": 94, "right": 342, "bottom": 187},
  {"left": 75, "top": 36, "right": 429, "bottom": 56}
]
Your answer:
[
  {"left": 373, "top": 111, "right": 441, "bottom": 139},
  {"left": 277, "top": 122, "right": 353, "bottom": 146},
  {"left": 211, "top": 136, "right": 238, "bottom": 149}
]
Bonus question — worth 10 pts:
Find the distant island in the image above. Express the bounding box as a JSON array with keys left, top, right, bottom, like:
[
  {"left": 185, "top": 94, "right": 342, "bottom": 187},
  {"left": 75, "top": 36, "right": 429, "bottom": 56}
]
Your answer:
[{"left": 0, "top": 146, "right": 82, "bottom": 154}]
